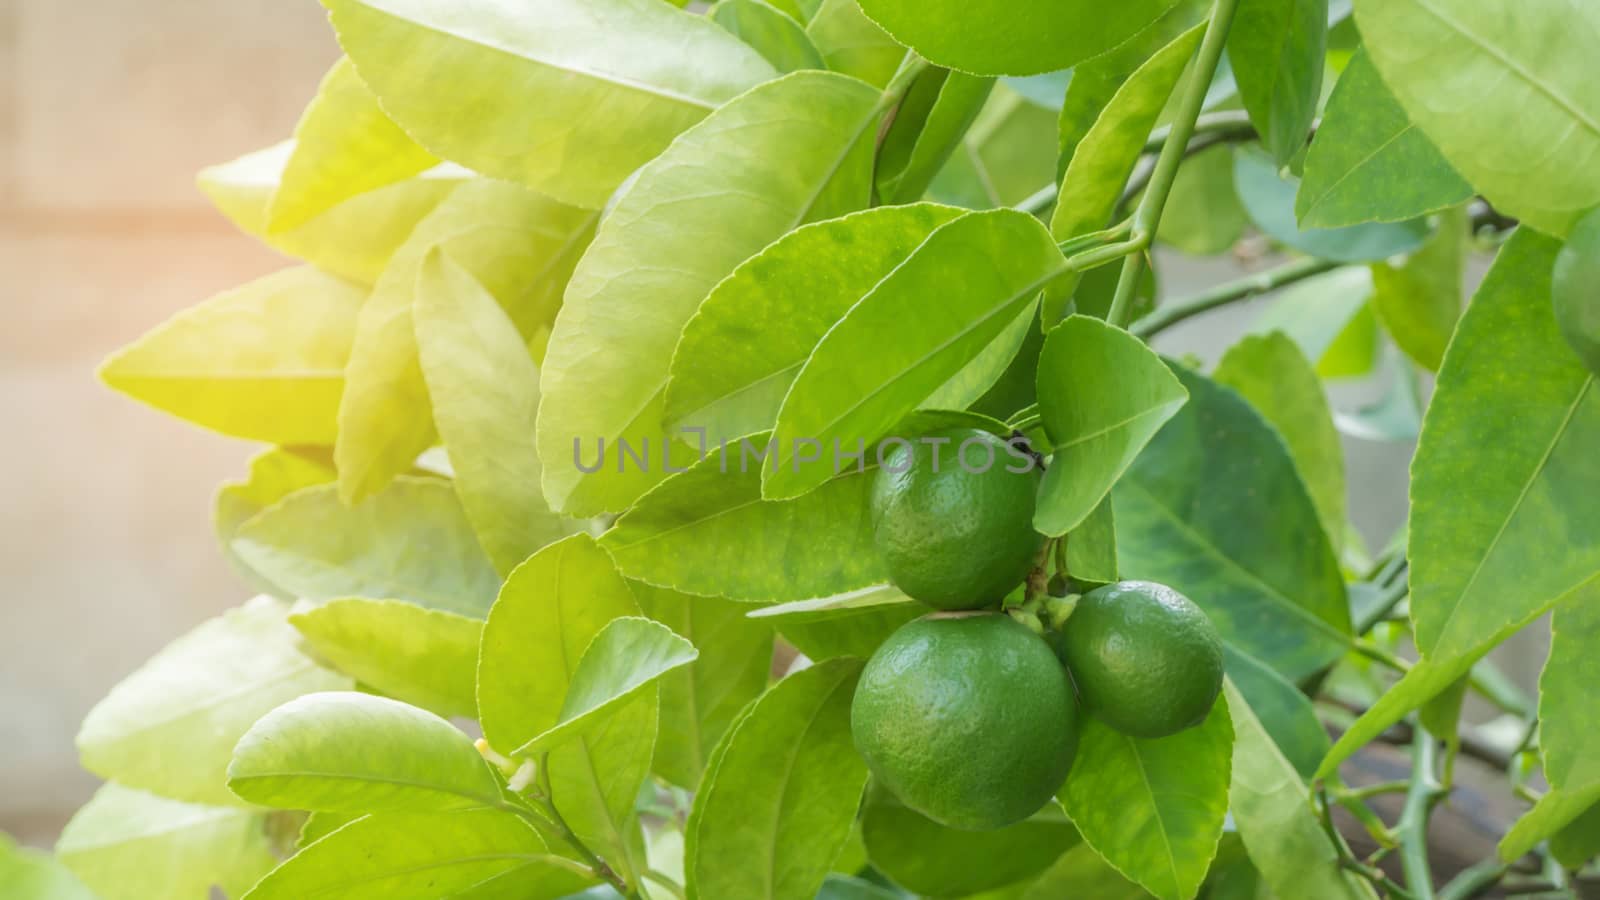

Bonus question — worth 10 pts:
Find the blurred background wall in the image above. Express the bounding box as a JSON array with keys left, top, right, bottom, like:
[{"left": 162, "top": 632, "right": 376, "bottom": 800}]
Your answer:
[{"left": 0, "top": 0, "right": 1542, "bottom": 851}]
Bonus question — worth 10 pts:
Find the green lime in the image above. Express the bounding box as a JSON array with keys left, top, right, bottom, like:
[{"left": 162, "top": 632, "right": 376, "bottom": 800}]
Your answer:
[
  {"left": 851, "top": 613, "right": 1079, "bottom": 831},
  {"left": 870, "top": 428, "right": 1043, "bottom": 610},
  {"left": 1058, "top": 580, "right": 1223, "bottom": 739}
]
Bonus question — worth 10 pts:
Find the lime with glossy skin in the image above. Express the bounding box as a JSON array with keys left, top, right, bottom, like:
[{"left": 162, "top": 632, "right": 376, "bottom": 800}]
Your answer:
[
  {"left": 870, "top": 428, "right": 1044, "bottom": 610},
  {"left": 851, "top": 613, "right": 1079, "bottom": 831},
  {"left": 1058, "top": 580, "right": 1223, "bottom": 739}
]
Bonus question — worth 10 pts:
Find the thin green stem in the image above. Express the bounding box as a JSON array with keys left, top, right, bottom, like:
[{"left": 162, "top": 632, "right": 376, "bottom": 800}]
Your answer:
[
  {"left": 1055, "top": 217, "right": 1135, "bottom": 255},
  {"left": 1063, "top": 237, "right": 1146, "bottom": 273},
  {"left": 1142, "top": 110, "right": 1259, "bottom": 153},
  {"left": 1357, "top": 576, "right": 1412, "bottom": 635},
  {"left": 1132, "top": 255, "right": 1341, "bottom": 338},
  {"left": 1400, "top": 735, "right": 1444, "bottom": 900},
  {"left": 531, "top": 753, "right": 632, "bottom": 896},
  {"left": 875, "top": 51, "right": 929, "bottom": 116},
  {"left": 1009, "top": 412, "right": 1043, "bottom": 432},
  {"left": 1108, "top": 0, "right": 1241, "bottom": 328},
  {"left": 643, "top": 869, "right": 688, "bottom": 900},
  {"left": 1437, "top": 860, "right": 1510, "bottom": 900},
  {"left": 1341, "top": 780, "right": 1412, "bottom": 801}
]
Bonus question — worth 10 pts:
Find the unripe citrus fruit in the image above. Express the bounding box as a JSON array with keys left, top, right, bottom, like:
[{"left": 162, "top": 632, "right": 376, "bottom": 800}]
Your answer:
[
  {"left": 870, "top": 428, "right": 1043, "bottom": 610},
  {"left": 851, "top": 613, "right": 1078, "bottom": 831},
  {"left": 1058, "top": 580, "right": 1223, "bottom": 739}
]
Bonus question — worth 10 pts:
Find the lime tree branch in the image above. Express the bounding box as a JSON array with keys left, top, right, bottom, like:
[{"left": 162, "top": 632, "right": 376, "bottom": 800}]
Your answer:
[
  {"left": 1400, "top": 735, "right": 1446, "bottom": 899},
  {"left": 1107, "top": 0, "right": 1242, "bottom": 328},
  {"left": 1131, "top": 255, "right": 1339, "bottom": 338}
]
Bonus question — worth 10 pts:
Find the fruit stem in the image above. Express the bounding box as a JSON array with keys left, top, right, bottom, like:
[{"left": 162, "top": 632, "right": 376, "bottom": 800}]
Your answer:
[
  {"left": 1044, "top": 594, "right": 1079, "bottom": 631},
  {"left": 1008, "top": 607, "right": 1046, "bottom": 636}
]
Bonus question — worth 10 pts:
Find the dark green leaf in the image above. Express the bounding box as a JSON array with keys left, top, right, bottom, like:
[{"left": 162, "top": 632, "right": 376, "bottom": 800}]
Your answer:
[
  {"left": 861, "top": 788, "right": 1077, "bottom": 897},
  {"left": 1554, "top": 206, "right": 1600, "bottom": 376},
  {"left": 1230, "top": 0, "right": 1327, "bottom": 163},
  {"left": 1370, "top": 206, "right": 1466, "bottom": 372}
]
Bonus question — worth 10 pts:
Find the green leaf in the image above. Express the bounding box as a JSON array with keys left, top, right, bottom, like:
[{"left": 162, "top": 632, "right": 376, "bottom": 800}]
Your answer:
[
  {"left": 75, "top": 596, "right": 349, "bottom": 806},
  {"left": 1066, "top": 497, "right": 1120, "bottom": 585},
  {"left": 1551, "top": 801, "right": 1600, "bottom": 869},
  {"left": 1222, "top": 682, "right": 1377, "bottom": 900},
  {"left": 855, "top": 0, "right": 1185, "bottom": 76},
  {"left": 1296, "top": 50, "right": 1472, "bottom": 229},
  {"left": 229, "top": 691, "right": 505, "bottom": 812},
  {"left": 1499, "top": 590, "right": 1600, "bottom": 860},
  {"left": 775, "top": 602, "right": 923, "bottom": 661},
  {"left": 215, "top": 447, "right": 339, "bottom": 597},
  {"left": 1057, "top": 696, "right": 1233, "bottom": 900},
  {"left": 1553, "top": 207, "right": 1600, "bottom": 376},
  {"left": 1249, "top": 266, "right": 1379, "bottom": 379},
  {"left": 98, "top": 266, "right": 364, "bottom": 445},
  {"left": 290, "top": 597, "right": 482, "bottom": 718},
  {"left": 764, "top": 209, "right": 1065, "bottom": 498},
  {"left": 686, "top": 659, "right": 867, "bottom": 900},
  {"left": 633, "top": 584, "right": 774, "bottom": 789},
  {"left": 666, "top": 203, "right": 964, "bottom": 443},
  {"left": 325, "top": 0, "right": 776, "bottom": 208},
  {"left": 1013, "top": 843, "right": 1147, "bottom": 900},
  {"left": 1353, "top": 0, "right": 1600, "bottom": 237},
  {"left": 1114, "top": 364, "right": 1351, "bottom": 684},
  {"left": 1157, "top": 145, "right": 1248, "bottom": 255},
  {"left": 1370, "top": 206, "right": 1466, "bottom": 372},
  {"left": 242, "top": 809, "right": 594, "bottom": 900},
  {"left": 1333, "top": 351, "right": 1423, "bottom": 441},
  {"left": 1223, "top": 647, "right": 1328, "bottom": 779},
  {"left": 232, "top": 478, "right": 502, "bottom": 617},
  {"left": 930, "top": 85, "right": 1060, "bottom": 209},
  {"left": 337, "top": 179, "right": 598, "bottom": 503},
  {"left": 861, "top": 788, "right": 1077, "bottom": 897},
  {"left": 538, "top": 71, "right": 882, "bottom": 516},
  {"left": 600, "top": 438, "right": 884, "bottom": 603},
  {"left": 1214, "top": 332, "right": 1347, "bottom": 555},
  {"left": 477, "top": 534, "right": 654, "bottom": 872},
  {"left": 712, "top": 0, "right": 824, "bottom": 73},
  {"left": 56, "top": 784, "right": 277, "bottom": 900},
  {"left": 1034, "top": 316, "right": 1190, "bottom": 536},
  {"left": 267, "top": 57, "right": 437, "bottom": 233},
  {"left": 1045, "top": 23, "right": 1203, "bottom": 324},
  {"left": 1236, "top": 150, "right": 1429, "bottom": 263},
  {"left": 514, "top": 617, "right": 697, "bottom": 754},
  {"left": 804, "top": 0, "right": 904, "bottom": 87},
  {"left": 1229, "top": 0, "right": 1326, "bottom": 163},
  {"left": 876, "top": 70, "right": 996, "bottom": 205},
  {"left": 415, "top": 250, "right": 583, "bottom": 575},
  {"left": 198, "top": 142, "right": 463, "bottom": 285},
  {"left": 1321, "top": 230, "right": 1600, "bottom": 776},
  {"left": 0, "top": 833, "right": 96, "bottom": 900}
]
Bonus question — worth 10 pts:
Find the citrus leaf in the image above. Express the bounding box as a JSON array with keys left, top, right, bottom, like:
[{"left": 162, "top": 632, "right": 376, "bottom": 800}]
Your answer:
[
  {"left": 241, "top": 809, "right": 594, "bottom": 900},
  {"left": 324, "top": 0, "right": 776, "bottom": 208},
  {"left": 1066, "top": 497, "right": 1120, "bottom": 585},
  {"left": 1353, "top": 0, "right": 1600, "bottom": 237},
  {"left": 1057, "top": 696, "right": 1233, "bottom": 900},
  {"left": 745, "top": 584, "right": 916, "bottom": 623},
  {"left": 290, "top": 598, "right": 482, "bottom": 719},
  {"left": 56, "top": 785, "right": 277, "bottom": 900},
  {"left": 711, "top": 0, "right": 824, "bottom": 73},
  {"left": 666, "top": 203, "right": 964, "bottom": 444},
  {"left": 228, "top": 692, "right": 505, "bottom": 812},
  {"left": 876, "top": 69, "right": 996, "bottom": 205},
  {"left": 1554, "top": 207, "right": 1600, "bottom": 376},
  {"left": 1214, "top": 332, "right": 1347, "bottom": 554},
  {"left": 777, "top": 604, "right": 923, "bottom": 661},
  {"left": 1157, "top": 145, "right": 1248, "bottom": 255},
  {"left": 337, "top": 179, "right": 597, "bottom": 504},
  {"left": 1236, "top": 150, "right": 1429, "bottom": 263},
  {"left": 538, "top": 71, "right": 883, "bottom": 516},
  {"left": 861, "top": 789, "right": 1077, "bottom": 897},
  {"left": 1015, "top": 843, "right": 1147, "bottom": 899},
  {"left": 1320, "top": 230, "right": 1600, "bottom": 777},
  {"left": 98, "top": 266, "right": 364, "bottom": 445},
  {"left": 1296, "top": 50, "right": 1472, "bottom": 229},
  {"left": 0, "top": 835, "right": 96, "bottom": 900},
  {"left": 1550, "top": 801, "right": 1600, "bottom": 869},
  {"left": 75, "top": 596, "right": 350, "bottom": 806},
  {"left": 804, "top": 0, "right": 903, "bottom": 87},
  {"left": 1499, "top": 587, "right": 1600, "bottom": 860},
  {"left": 514, "top": 617, "right": 698, "bottom": 755},
  {"left": 198, "top": 142, "right": 464, "bottom": 285},
  {"left": 1034, "top": 316, "right": 1189, "bottom": 537},
  {"left": 633, "top": 584, "right": 775, "bottom": 789},
  {"left": 1370, "top": 206, "right": 1466, "bottom": 372},
  {"left": 855, "top": 0, "right": 1185, "bottom": 76},
  {"left": 1249, "top": 266, "right": 1379, "bottom": 379},
  {"left": 1223, "top": 646, "right": 1328, "bottom": 780},
  {"left": 1223, "top": 682, "right": 1378, "bottom": 900},
  {"left": 600, "top": 436, "right": 884, "bottom": 603},
  {"left": 1114, "top": 364, "right": 1351, "bottom": 684},
  {"left": 686, "top": 658, "right": 867, "bottom": 900},
  {"left": 231, "top": 478, "right": 502, "bottom": 617},
  {"left": 415, "top": 250, "right": 584, "bottom": 575},
  {"left": 764, "top": 209, "right": 1066, "bottom": 499},
  {"left": 266, "top": 57, "right": 437, "bottom": 233},
  {"left": 477, "top": 534, "right": 654, "bottom": 872},
  {"left": 1044, "top": 23, "right": 1203, "bottom": 323},
  {"left": 1229, "top": 0, "right": 1326, "bottom": 164},
  {"left": 215, "top": 447, "right": 339, "bottom": 597},
  {"left": 930, "top": 85, "right": 1059, "bottom": 209}
]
